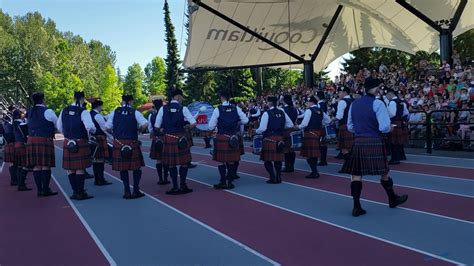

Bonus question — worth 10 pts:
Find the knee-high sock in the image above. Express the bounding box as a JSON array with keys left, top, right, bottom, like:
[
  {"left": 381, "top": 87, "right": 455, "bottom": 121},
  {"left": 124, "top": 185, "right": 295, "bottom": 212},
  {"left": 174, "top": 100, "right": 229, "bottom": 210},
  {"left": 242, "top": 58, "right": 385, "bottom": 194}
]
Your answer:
[
  {"left": 9, "top": 165, "right": 18, "bottom": 184},
  {"left": 306, "top": 158, "right": 318, "bottom": 174},
  {"left": 218, "top": 164, "right": 227, "bottom": 183},
  {"left": 264, "top": 161, "right": 276, "bottom": 181},
  {"left": 274, "top": 161, "right": 282, "bottom": 181},
  {"left": 120, "top": 171, "right": 130, "bottom": 194},
  {"left": 93, "top": 163, "right": 100, "bottom": 183},
  {"left": 169, "top": 166, "right": 178, "bottom": 189},
  {"left": 156, "top": 163, "right": 163, "bottom": 181},
  {"left": 284, "top": 153, "right": 291, "bottom": 168},
  {"left": 226, "top": 163, "right": 237, "bottom": 182},
  {"left": 33, "top": 171, "right": 42, "bottom": 191},
  {"left": 381, "top": 178, "right": 397, "bottom": 202},
  {"left": 179, "top": 166, "right": 188, "bottom": 186},
  {"left": 391, "top": 145, "right": 402, "bottom": 161},
  {"left": 76, "top": 174, "right": 85, "bottom": 193},
  {"left": 98, "top": 163, "right": 105, "bottom": 181},
  {"left": 17, "top": 168, "right": 28, "bottom": 187},
  {"left": 68, "top": 173, "right": 77, "bottom": 193},
  {"left": 163, "top": 165, "right": 169, "bottom": 180},
  {"left": 133, "top": 169, "right": 141, "bottom": 193},
  {"left": 290, "top": 152, "right": 296, "bottom": 167},
  {"left": 351, "top": 181, "right": 363, "bottom": 209},
  {"left": 319, "top": 146, "right": 328, "bottom": 163},
  {"left": 41, "top": 170, "right": 52, "bottom": 192}
]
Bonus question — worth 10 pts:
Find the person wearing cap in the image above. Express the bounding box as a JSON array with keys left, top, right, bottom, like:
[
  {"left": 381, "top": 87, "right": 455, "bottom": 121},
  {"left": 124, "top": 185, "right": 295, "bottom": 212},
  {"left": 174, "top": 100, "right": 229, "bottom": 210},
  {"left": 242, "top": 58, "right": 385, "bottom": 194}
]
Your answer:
[
  {"left": 334, "top": 86, "right": 354, "bottom": 164},
  {"left": 154, "top": 89, "right": 196, "bottom": 195},
  {"left": 256, "top": 96, "right": 294, "bottom": 184},
  {"left": 296, "top": 96, "right": 331, "bottom": 178},
  {"left": 90, "top": 100, "right": 113, "bottom": 186},
  {"left": 247, "top": 101, "right": 261, "bottom": 139},
  {"left": 106, "top": 95, "right": 148, "bottom": 199},
  {"left": 315, "top": 91, "right": 329, "bottom": 166},
  {"left": 57, "top": 91, "right": 96, "bottom": 200},
  {"left": 12, "top": 108, "right": 32, "bottom": 191},
  {"left": 386, "top": 89, "right": 409, "bottom": 165},
  {"left": 26, "top": 92, "right": 58, "bottom": 197},
  {"left": 208, "top": 91, "right": 248, "bottom": 189},
  {"left": 3, "top": 105, "right": 18, "bottom": 186},
  {"left": 282, "top": 95, "right": 298, "bottom": 173},
  {"left": 340, "top": 78, "right": 408, "bottom": 217},
  {"left": 148, "top": 98, "right": 170, "bottom": 185}
]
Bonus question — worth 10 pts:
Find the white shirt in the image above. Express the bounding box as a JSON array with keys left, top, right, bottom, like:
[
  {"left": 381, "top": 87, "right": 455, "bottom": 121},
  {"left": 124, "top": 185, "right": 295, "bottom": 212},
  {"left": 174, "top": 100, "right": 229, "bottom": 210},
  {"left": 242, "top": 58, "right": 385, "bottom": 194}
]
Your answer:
[
  {"left": 57, "top": 103, "right": 96, "bottom": 134},
  {"left": 154, "top": 100, "right": 196, "bottom": 129},
  {"left": 249, "top": 107, "right": 261, "bottom": 118},
  {"left": 105, "top": 105, "right": 148, "bottom": 130},
  {"left": 388, "top": 97, "right": 409, "bottom": 118},
  {"left": 336, "top": 96, "right": 351, "bottom": 120},
  {"left": 208, "top": 101, "right": 249, "bottom": 130},
  {"left": 298, "top": 105, "right": 331, "bottom": 130},
  {"left": 34, "top": 104, "right": 58, "bottom": 125},
  {"left": 255, "top": 107, "right": 294, "bottom": 134},
  {"left": 92, "top": 109, "right": 113, "bottom": 140}
]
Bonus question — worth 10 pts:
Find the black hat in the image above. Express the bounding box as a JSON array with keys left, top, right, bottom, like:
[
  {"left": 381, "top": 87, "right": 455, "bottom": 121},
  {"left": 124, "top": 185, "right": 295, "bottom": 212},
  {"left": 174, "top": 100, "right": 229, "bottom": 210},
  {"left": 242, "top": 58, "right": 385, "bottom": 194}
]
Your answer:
[
  {"left": 316, "top": 91, "right": 325, "bottom": 100},
  {"left": 32, "top": 92, "right": 45, "bottom": 104},
  {"left": 171, "top": 89, "right": 184, "bottom": 98},
  {"left": 152, "top": 99, "right": 163, "bottom": 109},
  {"left": 12, "top": 109, "right": 22, "bottom": 120},
  {"left": 219, "top": 90, "right": 230, "bottom": 99},
  {"left": 91, "top": 100, "right": 103, "bottom": 109},
  {"left": 364, "top": 78, "right": 382, "bottom": 92},
  {"left": 122, "top": 94, "right": 134, "bottom": 102},
  {"left": 283, "top": 95, "right": 293, "bottom": 105},
  {"left": 339, "top": 86, "right": 351, "bottom": 94},
  {"left": 74, "top": 91, "right": 85, "bottom": 99},
  {"left": 306, "top": 96, "right": 317, "bottom": 103},
  {"left": 267, "top": 96, "right": 278, "bottom": 103}
]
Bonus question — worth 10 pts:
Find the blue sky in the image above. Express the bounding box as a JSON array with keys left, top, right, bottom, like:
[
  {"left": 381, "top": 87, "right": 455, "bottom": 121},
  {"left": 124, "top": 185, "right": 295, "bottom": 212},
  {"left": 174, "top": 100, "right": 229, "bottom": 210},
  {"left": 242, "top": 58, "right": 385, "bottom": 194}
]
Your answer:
[{"left": 1, "top": 0, "right": 343, "bottom": 78}]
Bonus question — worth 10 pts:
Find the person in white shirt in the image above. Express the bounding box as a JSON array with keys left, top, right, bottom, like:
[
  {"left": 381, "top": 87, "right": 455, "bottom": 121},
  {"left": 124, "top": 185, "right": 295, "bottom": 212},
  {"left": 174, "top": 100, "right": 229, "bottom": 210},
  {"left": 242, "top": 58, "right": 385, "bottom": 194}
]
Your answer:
[
  {"left": 386, "top": 90, "right": 410, "bottom": 165},
  {"left": 334, "top": 86, "right": 354, "bottom": 163},
  {"left": 89, "top": 100, "right": 113, "bottom": 186}
]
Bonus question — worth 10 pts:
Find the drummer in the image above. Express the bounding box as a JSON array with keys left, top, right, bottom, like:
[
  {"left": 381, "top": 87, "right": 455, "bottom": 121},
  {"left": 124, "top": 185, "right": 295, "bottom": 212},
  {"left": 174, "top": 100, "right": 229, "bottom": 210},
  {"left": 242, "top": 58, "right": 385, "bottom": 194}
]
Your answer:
[
  {"left": 256, "top": 96, "right": 294, "bottom": 184},
  {"left": 296, "top": 96, "right": 331, "bottom": 178}
]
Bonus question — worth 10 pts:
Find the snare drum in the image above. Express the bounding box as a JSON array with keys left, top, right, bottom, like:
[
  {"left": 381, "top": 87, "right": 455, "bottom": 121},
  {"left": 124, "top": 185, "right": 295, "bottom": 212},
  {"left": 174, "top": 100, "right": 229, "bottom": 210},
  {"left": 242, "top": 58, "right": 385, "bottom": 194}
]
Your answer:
[
  {"left": 290, "top": 130, "right": 303, "bottom": 151},
  {"left": 252, "top": 135, "right": 263, "bottom": 155},
  {"left": 324, "top": 125, "right": 336, "bottom": 139}
]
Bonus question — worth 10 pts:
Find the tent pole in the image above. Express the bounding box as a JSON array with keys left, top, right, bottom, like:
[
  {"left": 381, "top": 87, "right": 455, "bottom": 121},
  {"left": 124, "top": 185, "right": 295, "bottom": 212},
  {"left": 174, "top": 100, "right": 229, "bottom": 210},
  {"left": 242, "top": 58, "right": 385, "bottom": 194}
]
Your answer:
[{"left": 304, "top": 61, "right": 314, "bottom": 88}]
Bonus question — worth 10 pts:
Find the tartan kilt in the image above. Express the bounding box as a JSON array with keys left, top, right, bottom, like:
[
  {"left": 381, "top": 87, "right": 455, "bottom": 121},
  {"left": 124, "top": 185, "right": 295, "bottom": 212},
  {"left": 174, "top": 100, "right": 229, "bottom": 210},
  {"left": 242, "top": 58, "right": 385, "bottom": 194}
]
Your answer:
[
  {"left": 26, "top": 137, "right": 55, "bottom": 167},
  {"left": 338, "top": 124, "right": 354, "bottom": 150},
  {"left": 149, "top": 135, "right": 163, "bottom": 160},
  {"left": 162, "top": 134, "right": 192, "bottom": 166},
  {"left": 185, "top": 128, "right": 194, "bottom": 147},
  {"left": 3, "top": 143, "right": 15, "bottom": 163},
  {"left": 247, "top": 120, "right": 259, "bottom": 138},
  {"left": 92, "top": 135, "right": 110, "bottom": 161},
  {"left": 63, "top": 139, "right": 92, "bottom": 170},
  {"left": 112, "top": 139, "right": 144, "bottom": 171},
  {"left": 282, "top": 128, "right": 293, "bottom": 154},
  {"left": 13, "top": 142, "right": 27, "bottom": 167},
  {"left": 388, "top": 120, "right": 409, "bottom": 145},
  {"left": 260, "top": 136, "right": 284, "bottom": 162},
  {"left": 340, "top": 137, "right": 389, "bottom": 176},
  {"left": 301, "top": 130, "right": 322, "bottom": 158},
  {"left": 213, "top": 134, "right": 241, "bottom": 163}
]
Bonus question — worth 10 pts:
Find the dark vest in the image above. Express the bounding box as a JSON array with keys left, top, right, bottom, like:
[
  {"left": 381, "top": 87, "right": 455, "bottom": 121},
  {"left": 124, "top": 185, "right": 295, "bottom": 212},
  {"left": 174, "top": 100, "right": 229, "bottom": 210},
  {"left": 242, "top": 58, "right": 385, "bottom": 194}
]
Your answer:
[
  {"left": 339, "top": 98, "right": 353, "bottom": 126},
  {"left": 217, "top": 105, "right": 240, "bottom": 135},
  {"left": 390, "top": 98, "right": 404, "bottom": 122},
  {"left": 28, "top": 106, "right": 55, "bottom": 138},
  {"left": 283, "top": 106, "right": 298, "bottom": 123},
  {"left": 264, "top": 108, "right": 285, "bottom": 137},
  {"left": 318, "top": 101, "right": 328, "bottom": 113},
  {"left": 306, "top": 106, "right": 323, "bottom": 131},
  {"left": 162, "top": 102, "right": 185, "bottom": 134},
  {"left": 351, "top": 95, "right": 380, "bottom": 138},
  {"left": 61, "top": 105, "right": 88, "bottom": 140},
  {"left": 90, "top": 110, "right": 106, "bottom": 136},
  {"left": 113, "top": 106, "right": 138, "bottom": 140},
  {"left": 13, "top": 120, "right": 28, "bottom": 143},
  {"left": 2, "top": 120, "right": 14, "bottom": 143}
]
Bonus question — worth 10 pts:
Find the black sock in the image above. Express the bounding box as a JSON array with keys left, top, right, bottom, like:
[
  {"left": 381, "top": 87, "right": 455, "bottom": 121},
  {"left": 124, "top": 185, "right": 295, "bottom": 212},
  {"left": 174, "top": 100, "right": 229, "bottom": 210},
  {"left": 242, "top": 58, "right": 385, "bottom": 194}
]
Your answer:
[
  {"left": 284, "top": 153, "right": 291, "bottom": 168},
  {"left": 98, "top": 163, "right": 105, "bottom": 181},
  {"left": 17, "top": 168, "right": 27, "bottom": 187},
  {"left": 351, "top": 181, "right": 363, "bottom": 209},
  {"left": 274, "top": 161, "right": 282, "bottom": 181},
  {"left": 93, "top": 163, "right": 100, "bottom": 182},
  {"left": 169, "top": 166, "right": 178, "bottom": 189},
  {"left": 9, "top": 165, "right": 18, "bottom": 184},
  {"left": 381, "top": 178, "right": 397, "bottom": 202},
  {"left": 320, "top": 146, "right": 327, "bottom": 163},
  {"left": 307, "top": 158, "right": 318, "bottom": 174},
  {"left": 76, "top": 174, "right": 85, "bottom": 194},
  {"left": 133, "top": 169, "right": 141, "bottom": 193},
  {"left": 226, "top": 163, "right": 237, "bottom": 182},
  {"left": 163, "top": 165, "right": 169, "bottom": 180},
  {"left": 33, "top": 171, "right": 42, "bottom": 191},
  {"left": 179, "top": 166, "right": 188, "bottom": 187},
  {"left": 264, "top": 161, "right": 275, "bottom": 180},
  {"left": 41, "top": 170, "right": 51, "bottom": 192},
  {"left": 120, "top": 171, "right": 131, "bottom": 194},
  {"left": 68, "top": 173, "right": 77, "bottom": 193},
  {"left": 156, "top": 163, "right": 163, "bottom": 181},
  {"left": 290, "top": 152, "right": 296, "bottom": 168},
  {"left": 218, "top": 164, "right": 227, "bottom": 182}
]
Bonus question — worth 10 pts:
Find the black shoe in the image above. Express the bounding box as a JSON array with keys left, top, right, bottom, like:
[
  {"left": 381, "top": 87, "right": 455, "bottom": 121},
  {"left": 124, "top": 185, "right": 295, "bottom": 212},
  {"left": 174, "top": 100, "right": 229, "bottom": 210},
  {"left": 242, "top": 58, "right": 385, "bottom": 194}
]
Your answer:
[
  {"left": 335, "top": 154, "right": 344, "bottom": 159},
  {"left": 42, "top": 190, "right": 58, "bottom": 197},
  {"left": 352, "top": 208, "right": 367, "bottom": 217},
  {"left": 305, "top": 173, "right": 320, "bottom": 179},
  {"left": 70, "top": 193, "right": 80, "bottom": 200},
  {"left": 230, "top": 174, "right": 240, "bottom": 180},
  {"left": 84, "top": 173, "right": 94, "bottom": 179},
  {"left": 388, "top": 160, "right": 401, "bottom": 165},
  {"left": 18, "top": 186, "right": 32, "bottom": 191},
  {"left": 10, "top": 182, "right": 18, "bottom": 186},
  {"left": 132, "top": 191, "right": 145, "bottom": 199},
  {"left": 213, "top": 182, "right": 227, "bottom": 189},
  {"left": 282, "top": 168, "right": 294, "bottom": 173},
  {"left": 266, "top": 179, "right": 279, "bottom": 184},
  {"left": 95, "top": 179, "right": 112, "bottom": 186},
  {"left": 123, "top": 193, "right": 132, "bottom": 199},
  {"left": 389, "top": 195, "right": 408, "bottom": 208},
  {"left": 75, "top": 192, "right": 94, "bottom": 201},
  {"left": 180, "top": 185, "right": 193, "bottom": 194},
  {"left": 187, "top": 163, "right": 197, "bottom": 168},
  {"left": 166, "top": 188, "right": 181, "bottom": 195},
  {"left": 225, "top": 183, "right": 235, "bottom": 190},
  {"left": 37, "top": 192, "right": 44, "bottom": 197},
  {"left": 204, "top": 145, "right": 212, "bottom": 149},
  {"left": 318, "top": 161, "right": 328, "bottom": 166},
  {"left": 338, "top": 169, "right": 345, "bottom": 174},
  {"left": 157, "top": 180, "right": 171, "bottom": 185}
]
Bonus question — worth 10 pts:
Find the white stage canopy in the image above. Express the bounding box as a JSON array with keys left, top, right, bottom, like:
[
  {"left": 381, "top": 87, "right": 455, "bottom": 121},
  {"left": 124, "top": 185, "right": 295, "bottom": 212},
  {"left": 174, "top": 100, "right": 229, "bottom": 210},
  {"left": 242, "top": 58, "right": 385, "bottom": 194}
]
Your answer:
[{"left": 183, "top": 0, "right": 473, "bottom": 71}]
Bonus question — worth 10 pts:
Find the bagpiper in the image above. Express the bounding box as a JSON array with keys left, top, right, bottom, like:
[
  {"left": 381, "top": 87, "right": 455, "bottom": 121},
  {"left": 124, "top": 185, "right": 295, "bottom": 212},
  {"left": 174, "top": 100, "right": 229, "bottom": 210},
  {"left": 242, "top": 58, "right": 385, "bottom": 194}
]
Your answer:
[
  {"left": 208, "top": 91, "right": 248, "bottom": 189},
  {"left": 315, "top": 91, "right": 329, "bottom": 166},
  {"left": 386, "top": 89, "right": 409, "bottom": 165},
  {"left": 57, "top": 91, "right": 96, "bottom": 200},
  {"left": 256, "top": 96, "right": 293, "bottom": 184},
  {"left": 154, "top": 89, "right": 196, "bottom": 195},
  {"left": 12, "top": 108, "right": 32, "bottom": 191},
  {"left": 296, "top": 96, "right": 331, "bottom": 178},
  {"left": 26, "top": 92, "right": 58, "bottom": 197},
  {"left": 106, "top": 95, "right": 148, "bottom": 199},
  {"left": 90, "top": 100, "right": 113, "bottom": 186},
  {"left": 340, "top": 78, "right": 408, "bottom": 217},
  {"left": 282, "top": 95, "right": 298, "bottom": 173},
  {"left": 334, "top": 86, "right": 354, "bottom": 165},
  {"left": 2, "top": 105, "right": 17, "bottom": 186},
  {"left": 148, "top": 99, "right": 170, "bottom": 185}
]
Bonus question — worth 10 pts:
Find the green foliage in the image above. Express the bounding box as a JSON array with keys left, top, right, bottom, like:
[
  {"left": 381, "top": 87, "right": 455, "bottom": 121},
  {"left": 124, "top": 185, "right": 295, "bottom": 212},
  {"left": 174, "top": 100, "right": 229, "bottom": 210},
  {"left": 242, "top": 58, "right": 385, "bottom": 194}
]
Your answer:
[
  {"left": 163, "top": 0, "right": 183, "bottom": 96},
  {"left": 144, "top": 56, "right": 166, "bottom": 96},
  {"left": 454, "top": 29, "right": 474, "bottom": 64},
  {"left": 101, "top": 64, "right": 122, "bottom": 113},
  {"left": 262, "top": 68, "right": 302, "bottom": 93},
  {"left": 123, "top": 63, "right": 147, "bottom": 108},
  {"left": 215, "top": 69, "right": 256, "bottom": 102},
  {"left": 185, "top": 71, "right": 217, "bottom": 104}
]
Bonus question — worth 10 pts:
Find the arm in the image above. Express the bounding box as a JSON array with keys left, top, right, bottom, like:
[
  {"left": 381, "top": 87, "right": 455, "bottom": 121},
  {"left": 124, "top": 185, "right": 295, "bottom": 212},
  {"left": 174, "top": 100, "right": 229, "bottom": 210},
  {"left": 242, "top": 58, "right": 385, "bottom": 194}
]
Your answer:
[
  {"left": 56, "top": 111, "right": 63, "bottom": 133},
  {"left": 45, "top": 109, "right": 58, "bottom": 125},
  {"left": 255, "top": 112, "right": 269, "bottom": 134},
  {"left": 147, "top": 115, "right": 154, "bottom": 133},
  {"left": 135, "top": 110, "right": 149, "bottom": 132},
  {"left": 374, "top": 100, "right": 391, "bottom": 133},
  {"left": 402, "top": 103, "right": 409, "bottom": 117},
  {"left": 208, "top": 108, "right": 219, "bottom": 130},
  {"left": 251, "top": 108, "right": 261, "bottom": 117},
  {"left": 81, "top": 110, "right": 96, "bottom": 134},
  {"left": 105, "top": 111, "right": 114, "bottom": 132},
  {"left": 347, "top": 106, "right": 354, "bottom": 132},
  {"left": 387, "top": 101, "right": 397, "bottom": 118},
  {"left": 154, "top": 107, "right": 164, "bottom": 129},
  {"left": 298, "top": 109, "right": 312, "bottom": 130},
  {"left": 237, "top": 107, "right": 249, "bottom": 125},
  {"left": 94, "top": 114, "right": 109, "bottom": 135},
  {"left": 335, "top": 100, "right": 346, "bottom": 120},
  {"left": 283, "top": 112, "right": 294, "bottom": 129},
  {"left": 322, "top": 112, "right": 331, "bottom": 127},
  {"left": 182, "top": 107, "right": 197, "bottom": 126}
]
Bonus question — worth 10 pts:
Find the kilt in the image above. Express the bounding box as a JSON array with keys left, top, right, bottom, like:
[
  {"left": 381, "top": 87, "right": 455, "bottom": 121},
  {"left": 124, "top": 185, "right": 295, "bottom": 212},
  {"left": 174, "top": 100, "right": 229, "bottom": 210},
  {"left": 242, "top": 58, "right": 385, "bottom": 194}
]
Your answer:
[
  {"left": 213, "top": 134, "right": 241, "bottom": 163},
  {"left": 282, "top": 128, "right": 293, "bottom": 154},
  {"left": 337, "top": 124, "right": 354, "bottom": 150},
  {"left": 149, "top": 135, "right": 163, "bottom": 160},
  {"left": 26, "top": 136, "right": 55, "bottom": 167},
  {"left": 3, "top": 143, "right": 15, "bottom": 163},
  {"left": 63, "top": 139, "right": 92, "bottom": 170},
  {"left": 92, "top": 135, "right": 110, "bottom": 161},
  {"left": 162, "top": 134, "right": 192, "bottom": 166},
  {"left": 340, "top": 137, "right": 389, "bottom": 176},
  {"left": 13, "top": 142, "right": 27, "bottom": 167},
  {"left": 301, "top": 130, "right": 322, "bottom": 158},
  {"left": 247, "top": 120, "right": 259, "bottom": 138},
  {"left": 388, "top": 120, "right": 409, "bottom": 145},
  {"left": 260, "top": 136, "right": 284, "bottom": 162},
  {"left": 112, "top": 139, "right": 145, "bottom": 171},
  {"left": 185, "top": 128, "right": 194, "bottom": 147}
]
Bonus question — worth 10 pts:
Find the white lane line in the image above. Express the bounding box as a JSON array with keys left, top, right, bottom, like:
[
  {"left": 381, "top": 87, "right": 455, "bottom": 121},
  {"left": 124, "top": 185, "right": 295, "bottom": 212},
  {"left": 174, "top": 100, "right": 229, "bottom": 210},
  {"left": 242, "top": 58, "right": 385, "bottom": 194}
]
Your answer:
[{"left": 141, "top": 165, "right": 464, "bottom": 266}]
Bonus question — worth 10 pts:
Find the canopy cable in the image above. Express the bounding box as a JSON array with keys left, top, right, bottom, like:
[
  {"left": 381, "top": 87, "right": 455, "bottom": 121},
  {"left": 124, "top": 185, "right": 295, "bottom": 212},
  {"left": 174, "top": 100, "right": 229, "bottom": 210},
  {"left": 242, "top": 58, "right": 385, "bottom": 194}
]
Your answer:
[{"left": 287, "top": 0, "right": 292, "bottom": 70}]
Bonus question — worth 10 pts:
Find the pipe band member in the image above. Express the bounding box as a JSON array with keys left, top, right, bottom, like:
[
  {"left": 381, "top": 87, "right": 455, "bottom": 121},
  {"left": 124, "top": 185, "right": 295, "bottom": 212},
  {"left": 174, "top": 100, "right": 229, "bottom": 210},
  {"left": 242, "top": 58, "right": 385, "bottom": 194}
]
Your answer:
[
  {"left": 148, "top": 99, "right": 170, "bottom": 185},
  {"left": 282, "top": 95, "right": 298, "bottom": 173},
  {"left": 334, "top": 86, "right": 354, "bottom": 164},
  {"left": 26, "top": 92, "right": 58, "bottom": 197},
  {"left": 256, "top": 96, "right": 294, "bottom": 184},
  {"left": 106, "top": 95, "right": 148, "bottom": 199},
  {"left": 340, "top": 78, "right": 408, "bottom": 217},
  {"left": 386, "top": 89, "right": 409, "bottom": 165},
  {"left": 154, "top": 89, "right": 196, "bottom": 195},
  {"left": 12, "top": 108, "right": 32, "bottom": 191},
  {"left": 316, "top": 91, "right": 329, "bottom": 166},
  {"left": 297, "top": 96, "right": 331, "bottom": 179},
  {"left": 208, "top": 91, "right": 249, "bottom": 190},
  {"left": 58, "top": 91, "right": 96, "bottom": 201},
  {"left": 90, "top": 100, "right": 113, "bottom": 186},
  {"left": 2, "top": 105, "right": 17, "bottom": 186}
]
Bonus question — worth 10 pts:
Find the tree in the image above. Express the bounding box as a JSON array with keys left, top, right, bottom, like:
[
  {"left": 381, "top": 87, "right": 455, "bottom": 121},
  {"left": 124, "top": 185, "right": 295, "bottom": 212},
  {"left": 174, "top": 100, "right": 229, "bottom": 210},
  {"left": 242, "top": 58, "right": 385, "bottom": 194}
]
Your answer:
[
  {"left": 186, "top": 71, "right": 217, "bottom": 104},
  {"left": 215, "top": 69, "right": 256, "bottom": 103},
  {"left": 144, "top": 56, "right": 166, "bottom": 96},
  {"left": 101, "top": 64, "right": 122, "bottom": 113},
  {"left": 163, "top": 0, "right": 183, "bottom": 96},
  {"left": 123, "top": 63, "right": 147, "bottom": 107},
  {"left": 262, "top": 68, "right": 302, "bottom": 93},
  {"left": 454, "top": 29, "right": 474, "bottom": 65}
]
